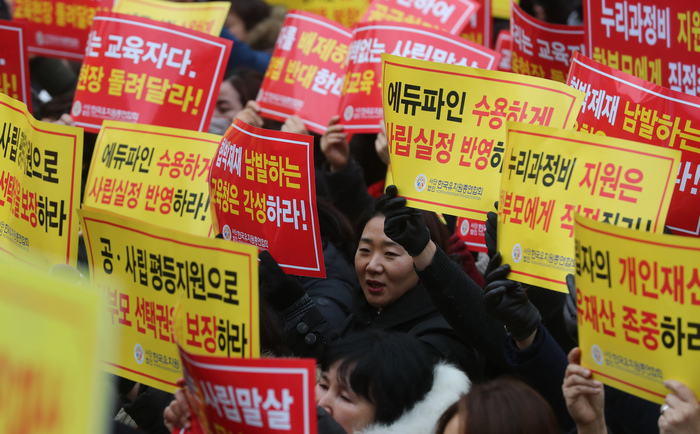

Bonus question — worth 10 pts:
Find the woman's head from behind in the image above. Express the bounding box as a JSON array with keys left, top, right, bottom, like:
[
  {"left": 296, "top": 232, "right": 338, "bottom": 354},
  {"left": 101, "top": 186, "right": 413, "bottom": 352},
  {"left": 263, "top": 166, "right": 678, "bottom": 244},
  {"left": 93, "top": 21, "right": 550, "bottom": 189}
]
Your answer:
[
  {"left": 436, "top": 377, "right": 559, "bottom": 434},
  {"left": 316, "top": 330, "right": 435, "bottom": 433}
]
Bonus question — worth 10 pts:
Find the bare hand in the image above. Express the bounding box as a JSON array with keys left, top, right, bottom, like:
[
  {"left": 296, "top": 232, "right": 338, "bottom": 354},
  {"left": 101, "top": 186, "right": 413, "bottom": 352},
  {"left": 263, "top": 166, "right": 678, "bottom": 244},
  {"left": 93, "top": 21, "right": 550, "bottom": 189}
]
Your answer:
[
  {"left": 163, "top": 386, "right": 193, "bottom": 431},
  {"left": 320, "top": 115, "right": 349, "bottom": 172},
  {"left": 281, "top": 115, "right": 308, "bottom": 135},
  {"left": 563, "top": 347, "right": 606, "bottom": 434},
  {"left": 235, "top": 100, "right": 264, "bottom": 128},
  {"left": 659, "top": 380, "right": 700, "bottom": 434},
  {"left": 375, "top": 119, "right": 389, "bottom": 165}
]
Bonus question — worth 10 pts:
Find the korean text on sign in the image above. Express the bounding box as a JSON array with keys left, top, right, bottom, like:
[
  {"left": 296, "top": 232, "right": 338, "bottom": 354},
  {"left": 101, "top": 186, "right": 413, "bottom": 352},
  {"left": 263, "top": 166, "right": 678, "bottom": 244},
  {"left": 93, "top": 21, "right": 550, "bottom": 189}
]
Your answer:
[
  {"left": 209, "top": 119, "right": 325, "bottom": 278},
  {"left": 0, "top": 92, "right": 82, "bottom": 270},
  {"left": 79, "top": 206, "right": 259, "bottom": 393},
  {"left": 381, "top": 53, "right": 583, "bottom": 222},
  {"left": 85, "top": 120, "right": 218, "bottom": 236},
  {"left": 360, "top": 0, "right": 480, "bottom": 35},
  {"left": 71, "top": 12, "right": 231, "bottom": 133},
  {"left": 575, "top": 214, "right": 700, "bottom": 405},
  {"left": 498, "top": 121, "right": 680, "bottom": 293}
]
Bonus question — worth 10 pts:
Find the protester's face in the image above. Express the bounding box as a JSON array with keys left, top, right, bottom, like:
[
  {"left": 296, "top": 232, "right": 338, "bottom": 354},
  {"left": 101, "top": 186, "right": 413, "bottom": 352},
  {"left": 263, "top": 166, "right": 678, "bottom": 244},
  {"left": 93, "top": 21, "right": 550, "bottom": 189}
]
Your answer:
[
  {"left": 316, "top": 362, "right": 376, "bottom": 433},
  {"left": 441, "top": 413, "right": 462, "bottom": 434},
  {"left": 213, "top": 81, "right": 243, "bottom": 122},
  {"left": 355, "top": 216, "right": 419, "bottom": 309}
]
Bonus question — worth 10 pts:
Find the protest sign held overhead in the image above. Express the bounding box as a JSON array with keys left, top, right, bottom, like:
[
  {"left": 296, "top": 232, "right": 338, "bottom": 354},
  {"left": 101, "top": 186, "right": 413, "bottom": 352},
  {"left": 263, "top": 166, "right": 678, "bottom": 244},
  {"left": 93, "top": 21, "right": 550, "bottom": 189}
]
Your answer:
[
  {"left": 84, "top": 120, "right": 218, "bottom": 237},
  {"left": 567, "top": 52, "right": 700, "bottom": 238},
  {"left": 0, "top": 262, "right": 109, "bottom": 434},
  {"left": 270, "top": 0, "right": 369, "bottom": 28},
  {"left": 584, "top": 0, "right": 700, "bottom": 94},
  {"left": 494, "top": 29, "right": 512, "bottom": 72},
  {"left": 498, "top": 122, "right": 680, "bottom": 292},
  {"left": 510, "top": 0, "right": 584, "bottom": 83},
  {"left": 257, "top": 11, "right": 352, "bottom": 135},
  {"left": 71, "top": 12, "right": 232, "bottom": 133},
  {"left": 112, "top": 0, "right": 230, "bottom": 36},
  {"left": 0, "top": 22, "right": 32, "bottom": 112},
  {"left": 210, "top": 119, "right": 325, "bottom": 278},
  {"left": 340, "top": 23, "right": 501, "bottom": 133},
  {"left": 0, "top": 93, "right": 82, "bottom": 270},
  {"left": 382, "top": 53, "right": 583, "bottom": 222},
  {"left": 177, "top": 346, "right": 317, "bottom": 434},
  {"left": 575, "top": 214, "right": 700, "bottom": 405},
  {"left": 360, "top": 0, "right": 480, "bottom": 35},
  {"left": 12, "top": 0, "right": 114, "bottom": 60},
  {"left": 460, "top": 0, "right": 491, "bottom": 48},
  {"left": 80, "top": 206, "right": 260, "bottom": 393}
]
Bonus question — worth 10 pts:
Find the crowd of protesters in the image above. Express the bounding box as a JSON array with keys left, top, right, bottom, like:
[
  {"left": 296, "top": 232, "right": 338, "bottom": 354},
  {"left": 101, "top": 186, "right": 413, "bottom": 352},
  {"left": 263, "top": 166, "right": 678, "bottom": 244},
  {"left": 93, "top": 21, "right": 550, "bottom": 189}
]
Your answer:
[{"left": 4, "top": 0, "right": 700, "bottom": 432}]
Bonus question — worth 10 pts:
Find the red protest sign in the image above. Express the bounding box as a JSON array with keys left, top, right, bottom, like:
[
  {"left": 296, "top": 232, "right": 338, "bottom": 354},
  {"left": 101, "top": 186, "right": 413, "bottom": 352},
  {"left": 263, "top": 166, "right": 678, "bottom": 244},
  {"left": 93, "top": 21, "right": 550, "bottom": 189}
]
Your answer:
[
  {"left": 257, "top": 11, "right": 351, "bottom": 135},
  {"left": 0, "top": 22, "right": 32, "bottom": 113},
  {"left": 494, "top": 29, "right": 512, "bottom": 72},
  {"left": 12, "top": 0, "right": 113, "bottom": 60},
  {"left": 460, "top": 0, "right": 491, "bottom": 48},
  {"left": 584, "top": 0, "right": 699, "bottom": 93},
  {"left": 361, "top": 0, "right": 480, "bottom": 35},
  {"left": 338, "top": 21, "right": 501, "bottom": 133},
  {"left": 179, "top": 346, "right": 317, "bottom": 434},
  {"left": 510, "top": 0, "right": 585, "bottom": 83},
  {"left": 209, "top": 119, "right": 325, "bottom": 278},
  {"left": 455, "top": 216, "right": 487, "bottom": 252},
  {"left": 567, "top": 52, "right": 700, "bottom": 237},
  {"left": 70, "top": 12, "right": 231, "bottom": 133}
]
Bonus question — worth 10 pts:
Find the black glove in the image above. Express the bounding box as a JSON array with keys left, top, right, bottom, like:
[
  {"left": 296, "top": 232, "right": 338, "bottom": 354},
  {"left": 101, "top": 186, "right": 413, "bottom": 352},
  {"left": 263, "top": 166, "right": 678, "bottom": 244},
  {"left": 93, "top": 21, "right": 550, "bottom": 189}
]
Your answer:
[
  {"left": 484, "top": 277, "right": 542, "bottom": 341},
  {"left": 483, "top": 251, "right": 510, "bottom": 287},
  {"left": 383, "top": 185, "right": 430, "bottom": 256},
  {"left": 485, "top": 201, "right": 498, "bottom": 258},
  {"left": 259, "top": 250, "right": 306, "bottom": 311},
  {"left": 563, "top": 273, "right": 578, "bottom": 345}
]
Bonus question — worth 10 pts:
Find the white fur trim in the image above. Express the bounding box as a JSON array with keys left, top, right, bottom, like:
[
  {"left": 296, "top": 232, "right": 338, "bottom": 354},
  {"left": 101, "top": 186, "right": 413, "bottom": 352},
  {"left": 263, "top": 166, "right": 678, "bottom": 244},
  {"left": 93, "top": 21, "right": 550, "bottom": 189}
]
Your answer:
[{"left": 357, "top": 363, "right": 470, "bottom": 434}]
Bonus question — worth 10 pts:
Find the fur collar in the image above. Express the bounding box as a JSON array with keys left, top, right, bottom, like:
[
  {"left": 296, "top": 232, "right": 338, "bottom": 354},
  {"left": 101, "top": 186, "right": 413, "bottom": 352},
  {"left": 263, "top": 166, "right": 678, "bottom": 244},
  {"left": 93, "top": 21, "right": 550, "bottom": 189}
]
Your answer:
[{"left": 356, "top": 363, "right": 470, "bottom": 434}]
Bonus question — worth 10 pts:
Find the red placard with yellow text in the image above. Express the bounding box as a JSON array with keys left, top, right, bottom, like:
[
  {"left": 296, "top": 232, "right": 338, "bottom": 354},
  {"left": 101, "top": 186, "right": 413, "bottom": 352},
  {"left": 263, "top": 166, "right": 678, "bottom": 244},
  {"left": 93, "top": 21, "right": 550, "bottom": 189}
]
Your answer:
[
  {"left": 71, "top": 12, "right": 231, "bottom": 133},
  {"left": 339, "top": 22, "right": 501, "bottom": 133},
  {"left": 178, "top": 347, "right": 317, "bottom": 434},
  {"left": 12, "top": 0, "right": 114, "bottom": 60},
  {"left": 567, "top": 52, "right": 700, "bottom": 238},
  {"left": 584, "top": 0, "right": 700, "bottom": 93},
  {"left": 575, "top": 215, "right": 700, "bottom": 405},
  {"left": 498, "top": 122, "right": 680, "bottom": 292},
  {"left": 257, "top": 11, "right": 351, "bottom": 135},
  {"left": 361, "top": 0, "right": 480, "bottom": 35},
  {"left": 0, "top": 22, "right": 32, "bottom": 113},
  {"left": 209, "top": 119, "right": 325, "bottom": 278},
  {"left": 460, "top": 0, "right": 491, "bottom": 48},
  {"left": 510, "top": 0, "right": 584, "bottom": 83}
]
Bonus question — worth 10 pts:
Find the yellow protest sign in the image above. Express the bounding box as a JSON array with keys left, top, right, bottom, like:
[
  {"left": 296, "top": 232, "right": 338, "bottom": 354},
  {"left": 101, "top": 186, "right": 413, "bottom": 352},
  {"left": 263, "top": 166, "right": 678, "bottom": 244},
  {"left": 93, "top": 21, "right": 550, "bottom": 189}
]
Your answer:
[
  {"left": 85, "top": 120, "right": 219, "bottom": 236},
  {"left": 381, "top": 53, "right": 583, "bottom": 221},
  {"left": 493, "top": 0, "right": 514, "bottom": 19},
  {"left": 575, "top": 214, "right": 700, "bottom": 404},
  {"left": 499, "top": 122, "right": 680, "bottom": 292},
  {"left": 0, "top": 93, "right": 82, "bottom": 270},
  {"left": 79, "top": 206, "right": 260, "bottom": 393},
  {"left": 113, "top": 0, "right": 230, "bottom": 36},
  {"left": 0, "top": 262, "right": 108, "bottom": 434},
  {"left": 270, "top": 0, "right": 370, "bottom": 27}
]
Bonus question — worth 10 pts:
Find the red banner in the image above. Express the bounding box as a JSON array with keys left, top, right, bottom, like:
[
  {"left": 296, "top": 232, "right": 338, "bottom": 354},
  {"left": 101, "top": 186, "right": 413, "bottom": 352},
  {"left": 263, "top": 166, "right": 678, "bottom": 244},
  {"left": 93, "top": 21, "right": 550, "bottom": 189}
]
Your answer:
[
  {"left": 257, "top": 11, "right": 351, "bottom": 135},
  {"left": 460, "top": 0, "right": 491, "bottom": 48},
  {"left": 361, "top": 0, "right": 480, "bottom": 35},
  {"left": 70, "top": 12, "right": 231, "bottom": 133},
  {"left": 494, "top": 29, "right": 512, "bottom": 72},
  {"left": 567, "top": 52, "right": 700, "bottom": 237},
  {"left": 179, "top": 346, "right": 317, "bottom": 434},
  {"left": 455, "top": 216, "right": 487, "bottom": 252},
  {"left": 0, "top": 22, "right": 32, "bottom": 113},
  {"left": 11, "top": 0, "right": 113, "bottom": 60},
  {"left": 209, "top": 119, "right": 325, "bottom": 278},
  {"left": 338, "top": 21, "right": 501, "bottom": 133},
  {"left": 510, "top": 0, "right": 585, "bottom": 83},
  {"left": 584, "top": 0, "right": 700, "bottom": 94}
]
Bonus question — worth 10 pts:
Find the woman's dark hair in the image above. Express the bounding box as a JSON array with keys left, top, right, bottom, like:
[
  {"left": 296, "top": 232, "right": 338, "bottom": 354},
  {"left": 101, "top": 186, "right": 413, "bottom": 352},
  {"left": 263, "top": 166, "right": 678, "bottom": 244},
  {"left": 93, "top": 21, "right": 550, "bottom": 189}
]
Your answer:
[
  {"left": 316, "top": 196, "right": 356, "bottom": 264},
  {"left": 228, "top": 0, "right": 271, "bottom": 32},
  {"left": 355, "top": 193, "right": 451, "bottom": 252},
  {"left": 223, "top": 67, "right": 264, "bottom": 107},
  {"left": 320, "top": 330, "right": 436, "bottom": 425},
  {"left": 436, "top": 378, "right": 559, "bottom": 434}
]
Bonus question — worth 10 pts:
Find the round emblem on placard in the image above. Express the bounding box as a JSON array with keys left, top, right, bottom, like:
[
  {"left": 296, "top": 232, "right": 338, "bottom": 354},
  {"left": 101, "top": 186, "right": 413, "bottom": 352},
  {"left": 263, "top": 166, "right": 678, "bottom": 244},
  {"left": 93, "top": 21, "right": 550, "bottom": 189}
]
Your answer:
[
  {"left": 343, "top": 105, "right": 354, "bottom": 122},
  {"left": 222, "top": 225, "right": 232, "bottom": 241},
  {"left": 592, "top": 344, "right": 604, "bottom": 366},
  {"left": 512, "top": 243, "right": 523, "bottom": 263},
  {"left": 134, "top": 344, "right": 145, "bottom": 365},
  {"left": 71, "top": 101, "right": 82, "bottom": 117},
  {"left": 460, "top": 219, "right": 470, "bottom": 236},
  {"left": 415, "top": 174, "right": 427, "bottom": 192}
]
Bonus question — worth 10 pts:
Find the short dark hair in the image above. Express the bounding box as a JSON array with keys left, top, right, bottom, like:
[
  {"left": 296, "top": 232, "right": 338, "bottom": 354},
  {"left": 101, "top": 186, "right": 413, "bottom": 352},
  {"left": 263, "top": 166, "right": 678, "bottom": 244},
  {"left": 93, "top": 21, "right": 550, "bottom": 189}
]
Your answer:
[
  {"left": 436, "top": 378, "right": 559, "bottom": 434},
  {"left": 320, "top": 330, "right": 436, "bottom": 425}
]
